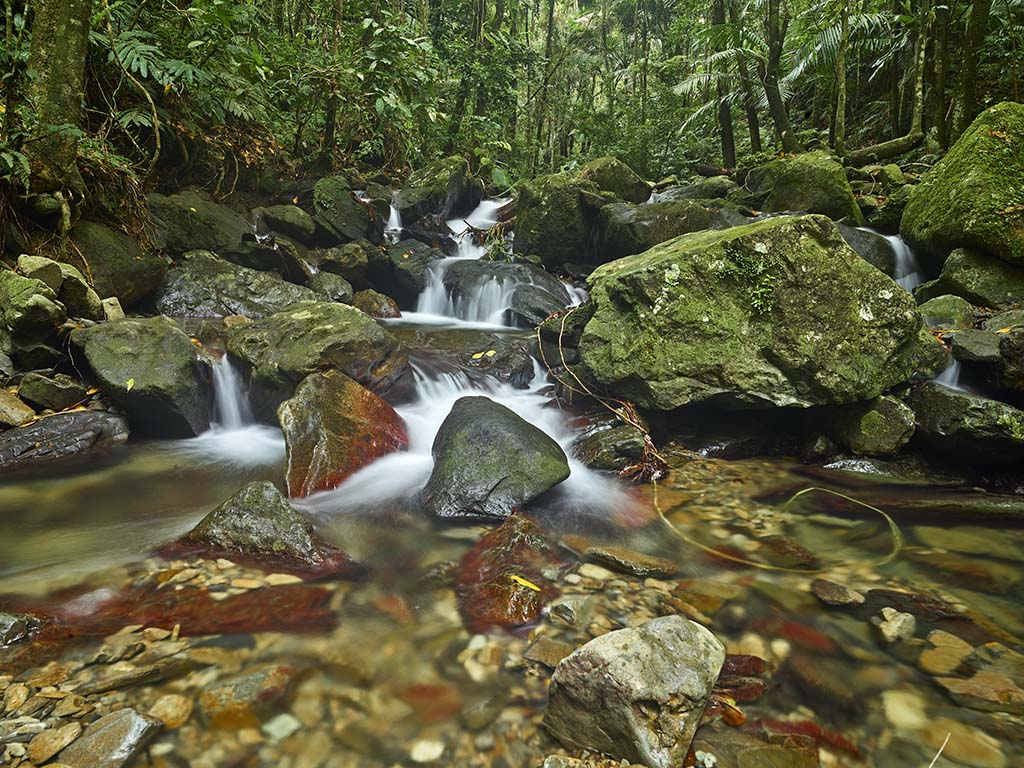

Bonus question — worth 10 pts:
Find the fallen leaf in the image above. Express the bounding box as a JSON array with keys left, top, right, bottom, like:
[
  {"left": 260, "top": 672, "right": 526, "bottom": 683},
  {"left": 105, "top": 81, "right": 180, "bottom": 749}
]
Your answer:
[
  {"left": 508, "top": 574, "right": 541, "bottom": 592},
  {"left": 126, "top": 378, "right": 135, "bottom": 392}
]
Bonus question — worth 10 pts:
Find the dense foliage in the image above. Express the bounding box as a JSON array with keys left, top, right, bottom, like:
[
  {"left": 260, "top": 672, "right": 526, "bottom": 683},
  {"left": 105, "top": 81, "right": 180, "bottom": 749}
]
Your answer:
[{"left": 1, "top": 0, "right": 1022, "bottom": 199}]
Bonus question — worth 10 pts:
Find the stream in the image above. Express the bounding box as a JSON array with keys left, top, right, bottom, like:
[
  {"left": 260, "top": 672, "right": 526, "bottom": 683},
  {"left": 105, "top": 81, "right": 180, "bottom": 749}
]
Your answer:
[{"left": 1, "top": 200, "right": 1022, "bottom": 768}]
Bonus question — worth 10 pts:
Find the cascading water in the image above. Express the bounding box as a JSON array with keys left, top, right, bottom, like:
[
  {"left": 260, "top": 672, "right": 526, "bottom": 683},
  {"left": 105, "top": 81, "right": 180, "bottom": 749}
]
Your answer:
[
  {"left": 386, "top": 199, "right": 402, "bottom": 243},
  {"left": 886, "top": 234, "right": 924, "bottom": 291},
  {"left": 300, "top": 362, "right": 638, "bottom": 524},
  {"left": 178, "top": 355, "right": 285, "bottom": 467},
  {"left": 934, "top": 358, "right": 969, "bottom": 392}
]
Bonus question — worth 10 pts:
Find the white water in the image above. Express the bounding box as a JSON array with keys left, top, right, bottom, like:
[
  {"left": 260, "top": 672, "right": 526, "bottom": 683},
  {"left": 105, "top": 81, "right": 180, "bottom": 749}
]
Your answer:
[
  {"left": 300, "top": 362, "right": 637, "bottom": 521},
  {"left": 386, "top": 199, "right": 402, "bottom": 243},
  {"left": 176, "top": 356, "right": 285, "bottom": 468},
  {"left": 886, "top": 234, "right": 924, "bottom": 291},
  {"left": 935, "top": 358, "right": 969, "bottom": 392}
]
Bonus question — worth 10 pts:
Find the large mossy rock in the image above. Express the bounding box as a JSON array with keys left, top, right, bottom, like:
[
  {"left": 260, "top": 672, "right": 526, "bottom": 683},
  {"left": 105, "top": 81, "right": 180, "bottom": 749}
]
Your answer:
[
  {"left": 68, "top": 221, "right": 168, "bottom": 307},
  {"left": 579, "top": 157, "right": 651, "bottom": 204},
  {"left": 441, "top": 260, "right": 571, "bottom": 326},
  {"left": 154, "top": 250, "right": 319, "bottom": 318},
  {"left": 830, "top": 395, "right": 916, "bottom": 457},
  {"left": 313, "top": 176, "right": 384, "bottom": 245},
  {"left": 906, "top": 382, "right": 1024, "bottom": 465},
  {"left": 749, "top": 151, "right": 864, "bottom": 223},
  {"left": 918, "top": 295, "right": 976, "bottom": 330},
  {"left": 226, "top": 301, "right": 412, "bottom": 412},
  {"left": 422, "top": 396, "right": 570, "bottom": 520},
  {"left": 258, "top": 205, "right": 316, "bottom": 242},
  {"left": 837, "top": 224, "right": 897, "bottom": 276},
  {"left": 913, "top": 248, "right": 1024, "bottom": 309},
  {"left": 0, "top": 270, "right": 66, "bottom": 345},
  {"left": 596, "top": 200, "right": 752, "bottom": 262},
  {"left": 279, "top": 371, "right": 408, "bottom": 498},
  {"left": 71, "top": 316, "right": 209, "bottom": 437},
  {"left": 513, "top": 173, "right": 600, "bottom": 269},
  {"left": 146, "top": 191, "right": 250, "bottom": 255},
  {"left": 169, "top": 481, "right": 360, "bottom": 577},
  {"left": 18, "top": 254, "right": 102, "bottom": 319},
  {"left": 578, "top": 215, "right": 934, "bottom": 410},
  {"left": 394, "top": 156, "right": 484, "bottom": 224},
  {"left": 901, "top": 101, "right": 1024, "bottom": 265}
]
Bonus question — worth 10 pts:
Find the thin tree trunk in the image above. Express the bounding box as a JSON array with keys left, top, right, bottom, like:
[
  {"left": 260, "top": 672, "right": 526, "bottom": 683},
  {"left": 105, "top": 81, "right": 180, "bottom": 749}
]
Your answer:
[
  {"left": 713, "top": 0, "right": 735, "bottom": 167},
  {"left": 951, "top": 0, "right": 992, "bottom": 140},
  {"left": 729, "top": 0, "right": 762, "bottom": 152},
  {"left": 833, "top": 0, "right": 850, "bottom": 154},
  {"left": 531, "top": 0, "right": 557, "bottom": 174},
  {"left": 931, "top": 2, "right": 950, "bottom": 147},
  {"left": 760, "top": 0, "right": 802, "bottom": 152}
]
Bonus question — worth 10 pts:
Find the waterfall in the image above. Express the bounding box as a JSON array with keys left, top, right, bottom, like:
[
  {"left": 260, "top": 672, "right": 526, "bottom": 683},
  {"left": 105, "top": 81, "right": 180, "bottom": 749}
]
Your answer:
[
  {"left": 935, "top": 359, "right": 968, "bottom": 392},
  {"left": 886, "top": 234, "right": 924, "bottom": 292},
  {"left": 210, "top": 354, "right": 253, "bottom": 430},
  {"left": 386, "top": 200, "right": 402, "bottom": 243}
]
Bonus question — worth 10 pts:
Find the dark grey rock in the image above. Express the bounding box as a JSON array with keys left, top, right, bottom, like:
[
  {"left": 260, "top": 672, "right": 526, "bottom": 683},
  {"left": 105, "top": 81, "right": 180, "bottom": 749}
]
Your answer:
[{"left": 55, "top": 708, "right": 162, "bottom": 768}]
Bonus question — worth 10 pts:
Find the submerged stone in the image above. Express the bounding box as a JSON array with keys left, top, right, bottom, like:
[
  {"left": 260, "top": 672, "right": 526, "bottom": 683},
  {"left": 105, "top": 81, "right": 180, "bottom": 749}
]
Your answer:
[
  {"left": 579, "top": 215, "right": 932, "bottom": 410},
  {"left": 55, "top": 708, "right": 161, "bottom": 768},
  {"left": 422, "top": 396, "right": 570, "bottom": 520},
  {"left": 199, "top": 664, "right": 296, "bottom": 728},
  {"left": 544, "top": 615, "right": 725, "bottom": 768},
  {"left": 279, "top": 371, "right": 408, "bottom": 498}
]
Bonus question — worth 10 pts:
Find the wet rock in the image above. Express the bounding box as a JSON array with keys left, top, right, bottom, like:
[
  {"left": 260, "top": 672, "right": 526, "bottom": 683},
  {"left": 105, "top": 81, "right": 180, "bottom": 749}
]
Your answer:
[
  {"left": 382, "top": 238, "right": 447, "bottom": 306},
  {"left": 923, "top": 717, "right": 1007, "bottom": 768},
  {"left": 218, "top": 238, "right": 309, "bottom": 284},
  {"left": 877, "top": 607, "right": 917, "bottom": 643},
  {"left": 148, "top": 694, "right": 194, "bottom": 729},
  {"left": 514, "top": 172, "right": 601, "bottom": 269},
  {"left": 596, "top": 200, "right": 752, "bottom": 262},
  {"left": 811, "top": 579, "right": 865, "bottom": 606},
  {"left": 56, "top": 708, "right": 161, "bottom": 768},
  {"left": 27, "top": 720, "right": 82, "bottom": 764},
  {"left": 71, "top": 316, "right": 209, "bottom": 437},
  {"left": 572, "top": 423, "right": 646, "bottom": 471},
  {"left": 660, "top": 175, "right": 737, "bottom": 201},
  {"left": 422, "top": 396, "right": 570, "bottom": 519},
  {"left": 392, "top": 326, "right": 536, "bottom": 387},
  {"left": 18, "top": 254, "right": 102, "bottom": 319},
  {"left": 544, "top": 615, "right": 725, "bottom": 768},
  {"left": 0, "top": 270, "right": 66, "bottom": 348},
  {"left": 914, "top": 248, "right": 1024, "bottom": 309},
  {"left": 68, "top": 221, "right": 168, "bottom": 306},
  {"left": 226, "top": 301, "right": 412, "bottom": 413},
  {"left": 830, "top": 395, "right": 916, "bottom": 457},
  {"left": 352, "top": 289, "right": 401, "bottom": 318},
  {"left": 199, "top": 664, "right": 296, "bottom": 728},
  {"left": 747, "top": 151, "right": 863, "bottom": 223},
  {"left": 578, "top": 156, "right": 651, "bottom": 203},
  {"left": 314, "top": 176, "right": 384, "bottom": 244},
  {"left": 17, "top": 372, "right": 88, "bottom": 411},
  {"left": 902, "top": 101, "right": 1024, "bottom": 265},
  {"left": 919, "top": 294, "right": 976, "bottom": 330},
  {"left": 951, "top": 328, "right": 1002, "bottom": 364},
  {"left": 441, "top": 259, "right": 571, "bottom": 326},
  {"left": 279, "top": 371, "right": 408, "bottom": 497},
  {"left": 168, "top": 481, "right": 360, "bottom": 577},
  {"left": 306, "top": 272, "right": 354, "bottom": 304},
  {"left": 455, "top": 511, "right": 560, "bottom": 632},
  {"left": 0, "top": 610, "right": 38, "bottom": 645},
  {"left": 154, "top": 250, "right": 320, "bottom": 318},
  {"left": 525, "top": 636, "right": 576, "bottom": 668},
  {"left": 0, "top": 411, "right": 129, "bottom": 470},
  {"left": 560, "top": 536, "right": 678, "bottom": 577},
  {"left": 998, "top": 328, "right": 1024, "bottom": 392},
  {"left": 580, "top": 215, "right": 934, "bottom": 410},
  {"left": 395, "top": 156, "right": 483, "bottom": 224},
  {"left": 147, "top": 190, "right": 249, "bottom": 255},
  {"left": 906, "top": 382, "right": 1024, "bottom": 465},
  {"left": 317, "top": 242, "right": 370, "bottom": 286},
  {"left": 0, "top": 389, "right": 35, "bottom": 427},
  {"left": 259, "top": 204, "right": 316, "bottom": 242},
  {"left": 837, "top": 223, "right": 897, "bottom": 276}
]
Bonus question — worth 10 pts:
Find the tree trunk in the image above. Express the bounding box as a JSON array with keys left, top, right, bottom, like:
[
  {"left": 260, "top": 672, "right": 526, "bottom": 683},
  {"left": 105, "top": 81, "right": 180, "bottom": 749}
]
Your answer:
[
  {"left": 26, "top": 0, "right": 93, "bottom": 195},
  {"left": 760, "top": 0, "right": 802, "bottom": 153},
  {"left": 931, "top": 2, "right": 950, "bottom": 148},
  {"left": 951, "top": 0, "right": 992, "bottom": 141},
  {"left": 713, "top": 0, "right": 735, "bottom": 167},
  {"left": 845, "top": 0, "right": 930, "bottom": 165},
  {"left": 833, "top": 0, "right": 850, "bottom": 155},
  {"left": 531, "top": 0, "right": 557, "bottom": 174},
  {"left": 729, "top": 0, "right": 762, "bottom": 152}
]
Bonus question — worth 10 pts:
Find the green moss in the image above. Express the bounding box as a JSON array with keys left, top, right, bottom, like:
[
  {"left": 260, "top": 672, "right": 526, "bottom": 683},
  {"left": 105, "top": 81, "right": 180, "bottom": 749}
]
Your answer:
[{"left": 752, "top": 151, "right": 864, "bottom": 224}]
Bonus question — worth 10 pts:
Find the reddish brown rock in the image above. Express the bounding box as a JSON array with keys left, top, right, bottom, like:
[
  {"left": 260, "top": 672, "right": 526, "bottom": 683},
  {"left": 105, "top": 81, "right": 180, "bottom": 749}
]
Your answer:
[
  {"left": 199, "top": 664, "right": 296, "bottom": 728},
  {"left": 455, "top": 511, "right": 561, "bottom": 634},
  {"left": 279, "top": 370, "right": 408, "bottom": 498}
]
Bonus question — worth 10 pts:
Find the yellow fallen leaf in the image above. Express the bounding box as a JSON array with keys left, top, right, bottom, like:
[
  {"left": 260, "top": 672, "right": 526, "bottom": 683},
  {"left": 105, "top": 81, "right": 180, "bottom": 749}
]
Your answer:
[
  {"left": 471, "top": 351, "right": 485, "bottom": 360},
  {"left": 509, "top": 574, "right": 541, "bottom": 592},
  {"left": 86, "top": 387, "right": 100, "bottom": 395},
  {"left": 126, "top": 378, "right": 135, "bottom": 392},
  {"left": 995, "top": 327, "right": 1014, "bottom": 334},
  {"left": 485, "top": 350, "right": 496, "bottom": 358}
]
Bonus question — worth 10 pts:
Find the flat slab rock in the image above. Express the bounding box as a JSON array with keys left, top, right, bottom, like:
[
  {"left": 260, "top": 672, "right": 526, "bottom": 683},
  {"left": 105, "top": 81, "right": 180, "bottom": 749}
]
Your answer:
[
  {"left": 55, "top": 708, "right": 162, "bottom": 768},
  {"left": 544, "top": 615, "right": 725, "bottom": 768},
  {"left": 0, "top": 410, "right": 129, "bottom": 472}
]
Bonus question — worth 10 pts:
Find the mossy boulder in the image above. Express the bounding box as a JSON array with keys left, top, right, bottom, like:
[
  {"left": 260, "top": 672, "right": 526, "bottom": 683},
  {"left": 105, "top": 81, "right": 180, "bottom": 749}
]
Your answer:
[
  {"left": 422, "top": 396, "right": 570, "bottom": 520},
  {"left": 658, "top": 176, "right": 738, "bottom": 201},
  {"left": 578, "top": 215, "right": 933, "bottom": 410},
  {"left": 154, "top": 250, "right": 320, "bottom": 318},
  {"left": 596, "top": 200, "right": 752, "bottom": 262},
  {"left": 352, "top": 289, "right": 401, "bottom": 318},
  {"left": 0, "top": 270, "right": 66, "bottom": 345},
  {"left": 71, "top": 316, "right": 209, "bottom": 437},
  {"left": 998, "top": 330, "right": 1024, "bottom": 392},
  {"left": 146, "top": 191, "right": 250, "bottom": 255},
  {"left": 259, "top": 205, "right": 316, "bottom": 242},
  {"left": 279, "top": 371, "right": 408, "bottom": 498},
  {"left": 219, "top": 239, "right": 309, "bottom": 285},
  {"left": 169, "top": 481, "right": 360, "bottom": 577},
  {"left": 951, "top": 329, "right": 1002, "bottom": 364},
  {"left": 913, "top": 248, "right": 1024, "bottom": 309},
  {"left": 316, "top": 242, "right": 369, "bottom": 287},
  {"left": 901, "top": 101, "right": 1024, "bottom": 265},
  {"left": 226, "top": 301, "right": 412, "bottom": 413},
  {"left": 579, "top": 157, "right": 651, "bottom": 204},
  {"left": 395, "top": 156, "right": 484, "bottom": 224},
  {"left": 313, "top": 176, "right": 384, "bottom": 245},
  {"left": 918, "top": 295, "right": 976, "bottom": 330},
  {"left": 18, "top": 253, "right": 103, "bottom": 319},
  {"left": 18, "top": 372, "right": 88, "bottom": 411},
  {"left": 68, "top": 221, "right": 168, "bottom": 306},
  {"left": 748, "top": 151, "right": 863, "bottom": 223},
  {"left": 514, "top": 173, "right": 601, "bottom": 269},
  {"left": 307, "top": 272, "right": 354, "bottom": 303},
  {"left": 906, "top": 382, "right": 1024, "bottom": 465},
  {"left": 831, "top": 396, "right": 916, "bottom": 457}
]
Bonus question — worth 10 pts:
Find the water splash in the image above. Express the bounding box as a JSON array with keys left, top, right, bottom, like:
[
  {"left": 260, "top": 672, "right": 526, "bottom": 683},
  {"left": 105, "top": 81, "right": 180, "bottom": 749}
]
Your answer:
[
  {"left": 885, "top": 234, "right": 924, "bottom": 292},
  {"left": 386, "top": 199, "right": 402, "bottom": 244},
  {"left": 934, "top": 358, "right": 969, "bottom": 392}
]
